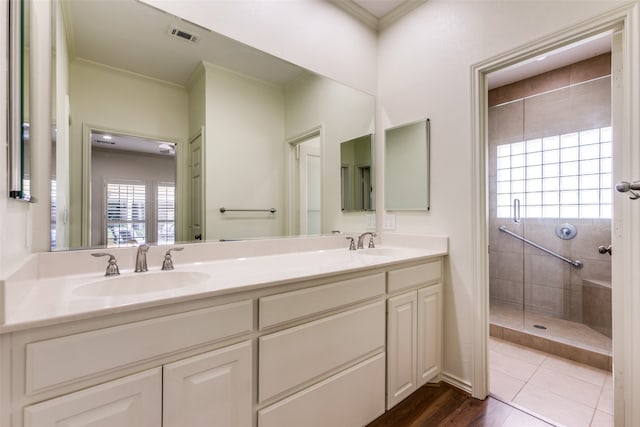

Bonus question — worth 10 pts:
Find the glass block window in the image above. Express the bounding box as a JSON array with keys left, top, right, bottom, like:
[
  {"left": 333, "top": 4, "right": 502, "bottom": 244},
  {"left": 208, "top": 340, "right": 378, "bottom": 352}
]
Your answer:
[{"left": 496, "top": 127, "right": 612, "bottom": 219}]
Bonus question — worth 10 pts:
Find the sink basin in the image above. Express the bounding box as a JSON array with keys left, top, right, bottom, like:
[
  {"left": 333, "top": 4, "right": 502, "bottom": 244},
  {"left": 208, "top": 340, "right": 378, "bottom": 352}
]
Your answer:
[
  {"left": 358, "top": 248, "right": 403, "bottom": 257},
  {"left": 73, "top": 271, "right": 210, "bottom": 297}
]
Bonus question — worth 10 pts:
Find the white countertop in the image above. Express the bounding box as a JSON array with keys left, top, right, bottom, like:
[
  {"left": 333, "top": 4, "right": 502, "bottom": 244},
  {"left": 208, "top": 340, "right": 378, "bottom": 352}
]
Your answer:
[{"left": 2, "top": 237, "right": 447, "bottom": 332}]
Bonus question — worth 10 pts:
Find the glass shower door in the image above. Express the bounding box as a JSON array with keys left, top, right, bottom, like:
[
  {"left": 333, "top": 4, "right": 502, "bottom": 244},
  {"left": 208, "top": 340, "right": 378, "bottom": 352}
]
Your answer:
[{"left": 490, "top": 99, "right": 527, "bottom": 331}]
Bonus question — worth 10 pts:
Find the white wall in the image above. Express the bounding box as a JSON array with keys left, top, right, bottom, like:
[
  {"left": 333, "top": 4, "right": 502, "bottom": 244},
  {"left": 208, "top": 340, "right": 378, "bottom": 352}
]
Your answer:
[
  {"left": 203, "top": 64, "right": 285, "bottom": 240},
  {"left": 0, "top": 0, "right": 32, "bottom": 278},
  {"left": 378, "top": 0, "right": 632, "bottom": 386},
  {"left": 139, "top": 0, "right": 377, "bottom": 96},
  {"left": 68, "top": 60, "right": 189, "bottom": 247}
]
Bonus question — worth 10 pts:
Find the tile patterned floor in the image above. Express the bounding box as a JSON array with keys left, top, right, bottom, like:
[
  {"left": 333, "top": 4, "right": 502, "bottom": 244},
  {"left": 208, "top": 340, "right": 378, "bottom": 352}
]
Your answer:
[{"left": 489, "top": 337, "right": 613, "bottom": 427}]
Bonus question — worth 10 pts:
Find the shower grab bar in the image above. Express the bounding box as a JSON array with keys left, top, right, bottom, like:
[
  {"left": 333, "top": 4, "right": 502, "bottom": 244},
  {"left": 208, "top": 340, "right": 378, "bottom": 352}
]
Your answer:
[{"left": 498, "top": 225, "right": 583, "bottom": 269}]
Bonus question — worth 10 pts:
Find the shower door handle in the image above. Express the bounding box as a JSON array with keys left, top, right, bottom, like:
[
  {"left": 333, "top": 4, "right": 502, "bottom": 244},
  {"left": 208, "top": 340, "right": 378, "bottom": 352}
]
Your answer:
[{"left": 513, "top": 198, "right": 521, "bottom": 223}]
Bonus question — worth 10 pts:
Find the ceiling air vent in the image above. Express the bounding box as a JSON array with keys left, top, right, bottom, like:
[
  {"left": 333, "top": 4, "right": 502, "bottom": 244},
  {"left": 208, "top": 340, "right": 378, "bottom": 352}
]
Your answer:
[
  {"left": 168, "top": 26, "right": 199, "bottom": 43},
  {"left": 96, "top": 140, "right": 115, "bottom": 145}
]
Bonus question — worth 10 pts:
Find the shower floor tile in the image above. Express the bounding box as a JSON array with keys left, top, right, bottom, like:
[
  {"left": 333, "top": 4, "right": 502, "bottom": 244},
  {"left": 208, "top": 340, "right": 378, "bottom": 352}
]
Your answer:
[
  {"left": 490, "top": 337, "right": 614, "bottom": 427},
  {"left": 490, "top": 303, "right": 612, "bottom": 355}
]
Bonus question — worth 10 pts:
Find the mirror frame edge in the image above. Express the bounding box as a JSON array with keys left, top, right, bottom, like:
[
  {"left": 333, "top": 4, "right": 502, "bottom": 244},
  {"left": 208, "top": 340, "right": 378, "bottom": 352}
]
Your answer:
[{"left": 8, "top": 0, "right": 24, "bottom": 199}]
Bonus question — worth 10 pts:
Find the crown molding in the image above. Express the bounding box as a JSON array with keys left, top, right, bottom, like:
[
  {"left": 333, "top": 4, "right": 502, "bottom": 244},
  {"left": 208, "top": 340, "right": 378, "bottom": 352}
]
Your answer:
[
  {"left": 328, "top": 0, "right": 427, "bottom": 31},
  {"left": 379, "top": 0, "right": 427, "bottom": 30},
  {"left": 328, "top": 0, "right": 379, "bottom": 29}
]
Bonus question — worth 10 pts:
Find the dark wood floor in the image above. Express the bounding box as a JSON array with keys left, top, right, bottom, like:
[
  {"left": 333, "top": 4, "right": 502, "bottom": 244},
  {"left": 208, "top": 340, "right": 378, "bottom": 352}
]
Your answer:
[{"left": 366, "top": 382, "right": 553, "bottom": 427}]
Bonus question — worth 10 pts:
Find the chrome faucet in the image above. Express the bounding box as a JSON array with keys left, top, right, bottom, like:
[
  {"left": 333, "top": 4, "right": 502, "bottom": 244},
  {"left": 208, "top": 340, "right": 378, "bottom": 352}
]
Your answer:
[
  {"left": 92, "top": 253, "right": 120, "bottom": 276},
  {"left": 162, "top": 247, "right": 184, "bottom": 270},
  {"left": 357, "top": 232, "right": 377, "bottom": 249},
  {"left": 346, "top": 237, "right": 356, "bottom": 251},
  {"left": 135, "top": 244, "right": 150, "bottom": 272}
]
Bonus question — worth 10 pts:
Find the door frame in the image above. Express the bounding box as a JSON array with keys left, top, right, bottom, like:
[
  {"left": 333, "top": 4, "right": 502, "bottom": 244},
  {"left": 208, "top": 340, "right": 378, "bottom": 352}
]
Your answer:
[
  {"left": 285, "top": 125, "right": 324, "bottom": 235},
  {"left": 81, "top": 123, "right": 183, "bottom": 247},
  {"left": 470, "top": 4, "right": 639, "bottom": 425}
]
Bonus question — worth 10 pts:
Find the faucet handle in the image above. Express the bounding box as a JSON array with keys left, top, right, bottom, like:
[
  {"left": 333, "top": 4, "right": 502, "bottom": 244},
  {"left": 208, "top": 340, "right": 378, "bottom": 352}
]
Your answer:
[
  {"left": 346, "top": 237, "right": 356, "bottom": 251},
  {"left": 92, "top": 253, "right": 120, "bottom": 276},
  {"left": 368, "top": 233, "right": 376, "bottom": 248},
  {"left": 162, "top": 247, "right": 184, "bottom": 270}
]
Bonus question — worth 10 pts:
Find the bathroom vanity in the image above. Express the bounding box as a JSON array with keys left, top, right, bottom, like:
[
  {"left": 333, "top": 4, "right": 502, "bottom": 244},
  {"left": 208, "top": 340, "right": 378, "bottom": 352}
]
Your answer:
[{"left": 0, "top": 235, "right": 446, "bottom": 427}]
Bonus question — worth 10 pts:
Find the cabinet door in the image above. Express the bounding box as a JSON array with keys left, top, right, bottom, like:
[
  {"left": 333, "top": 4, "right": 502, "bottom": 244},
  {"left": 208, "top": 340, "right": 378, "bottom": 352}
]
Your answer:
[
  {"left": 417, "top": 284, "right": 443, "bottom": 387},
  {"left": 163, "top": 341, "right": 252, "bottom": 427},
  {"left": 24, "top": 368, "right": 161, "bottom": 427},
  {"left": 386, "top": 291, "right": 417, "bottom": 410}
]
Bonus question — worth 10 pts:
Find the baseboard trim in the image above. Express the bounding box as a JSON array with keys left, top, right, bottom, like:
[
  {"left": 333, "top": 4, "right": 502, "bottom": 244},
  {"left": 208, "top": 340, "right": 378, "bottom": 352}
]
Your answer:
[{"left": 440, "top": 371, "right": 472, "bottom": 395}]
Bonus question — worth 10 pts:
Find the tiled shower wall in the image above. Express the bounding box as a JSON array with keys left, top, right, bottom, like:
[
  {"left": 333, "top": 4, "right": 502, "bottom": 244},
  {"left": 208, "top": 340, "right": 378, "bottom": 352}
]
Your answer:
[{"left": 488, "top": 54, "right": 612, "bottom": 323}]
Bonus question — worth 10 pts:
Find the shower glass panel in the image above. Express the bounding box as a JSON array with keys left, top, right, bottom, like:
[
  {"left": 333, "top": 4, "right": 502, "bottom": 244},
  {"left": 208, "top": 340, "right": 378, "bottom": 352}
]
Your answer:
[
  {"left": 520, "top": 77, "right": 612, "bottom": 340},
  {"left": 490, "top": 76, "right": 612, "bottom": 349},
  {"left": 489, "top": 99, "right": 526, "bottom": 331}
]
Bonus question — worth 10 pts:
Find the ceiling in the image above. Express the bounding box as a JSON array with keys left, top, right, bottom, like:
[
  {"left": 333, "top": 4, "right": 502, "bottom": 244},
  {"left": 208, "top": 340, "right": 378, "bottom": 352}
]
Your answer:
[
  {"left": 91, "top": 131, "right": 176, "bottom": 156},
  {"left": 487, "top": 32, "right": 613, "bottom": 89},
  {"left": 64, "top": 0, "right": 304, "bottom": 87}
]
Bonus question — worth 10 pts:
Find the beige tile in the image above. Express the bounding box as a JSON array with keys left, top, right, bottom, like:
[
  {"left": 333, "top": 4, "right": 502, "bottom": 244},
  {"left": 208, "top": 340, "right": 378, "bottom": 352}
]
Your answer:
[
  {"left": 491, "top": 350, "right": 539, "bottom": 382},
  {"left": 528, "top": 367, "right": 601, "bottom": 408},
  {"left": 590, "top": 410, "right": 614, "bottom": 427},
  {"left": 597, "top": 375, "right": 614, "bottom": 415},
  {"left": 514, "top": 383, "right": 595, "bottom": 427},
  {"left": 490, "top": 368, "right": 525, "bottom": 402},
  {"left": 500, "top": 410, "right": 554, "bottom": 427},
  {"left": 490, "top": 338, "right": 547, "bottom": 366},
  {"left": 541, "top": 355, "right": 608, "bottom": 387}
]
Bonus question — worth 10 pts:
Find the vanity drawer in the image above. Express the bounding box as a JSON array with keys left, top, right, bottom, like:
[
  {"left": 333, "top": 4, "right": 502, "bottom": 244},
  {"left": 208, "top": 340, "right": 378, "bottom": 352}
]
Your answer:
[
  {"left": 258, "top": 301, "right": 385, "bottom": 402},
  {"left": 25, "top": 300, "right": 253, "bottom": 394},
  {"left": 259, "top": 272, "right": 385, "bottom": 329},
  {"left": 387, "top": 260, "right": 442, "bottom": 293},
  {"left": 258, "top": 353, "right": 385, "bottom": 427}
]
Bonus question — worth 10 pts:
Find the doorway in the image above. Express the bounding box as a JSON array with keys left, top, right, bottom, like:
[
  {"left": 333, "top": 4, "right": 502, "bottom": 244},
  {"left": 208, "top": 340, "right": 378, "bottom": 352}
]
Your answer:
[
  {"left": 472, "top": 7, "right": 640, "bottom": 426},
  {"left": 82, "top": 127, "right": 179, "bottom": 247},
  {"left": 485, "top": 37, "right": 614, "bottom": 425},
  {"left": 297, "top": 135, "right": 321, "bottom": 235},
  {"left": 287, "top": 127, "right": 323, "bottom": 236}
]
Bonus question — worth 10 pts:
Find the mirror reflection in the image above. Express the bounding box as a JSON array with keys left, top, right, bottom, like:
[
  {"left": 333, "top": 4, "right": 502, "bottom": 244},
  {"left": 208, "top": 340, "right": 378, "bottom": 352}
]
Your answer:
[
  {"left": 340, "top": 134, "right": 374, "bottom": 212},
  {"left": 45, "top": 0, "right": 375, "bottom": 250},
  {"left": 89, "top": 130, "right": 177, "bottom": 247},
  {"left": 384, "top": 119, "right": 430, "bottom": 211},
  {"left": 8, "top": 0, "right": 28, "bottom": 200}
]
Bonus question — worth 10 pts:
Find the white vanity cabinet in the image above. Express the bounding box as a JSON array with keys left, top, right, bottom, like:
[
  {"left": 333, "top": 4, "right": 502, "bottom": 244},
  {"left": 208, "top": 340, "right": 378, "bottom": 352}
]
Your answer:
[
  {"left": 386, "top": 260, "right": 443, "bottom": 410},
  {"left": 23, "top": 342, "right": 252, "bottom": 427},
  {"left": 3, "top": 251, "right": 447, "bottom": 427},
  {"left": 11, "top": 299, "right": 254, "bottom": 427}
]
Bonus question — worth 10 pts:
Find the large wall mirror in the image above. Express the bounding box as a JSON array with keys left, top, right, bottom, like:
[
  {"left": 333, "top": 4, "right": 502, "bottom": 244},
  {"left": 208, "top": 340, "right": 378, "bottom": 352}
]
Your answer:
[
  {"left": 16, "top": 0, "right": 375, "bottom": 251},
  {"left": 384, "top": 119, "right": 430, "bottom": 211},
  {"left": 340, "top": 134, "right": 374, "bottom": 212}
]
